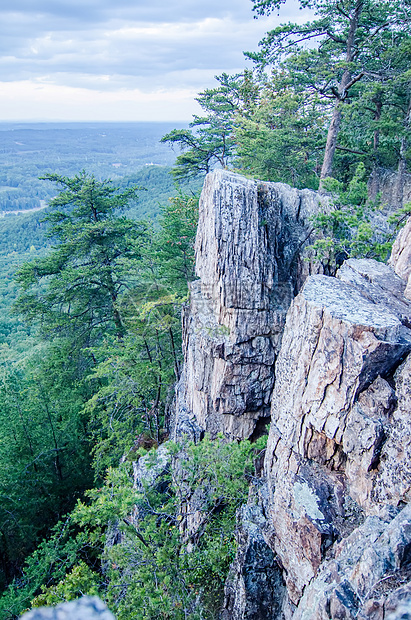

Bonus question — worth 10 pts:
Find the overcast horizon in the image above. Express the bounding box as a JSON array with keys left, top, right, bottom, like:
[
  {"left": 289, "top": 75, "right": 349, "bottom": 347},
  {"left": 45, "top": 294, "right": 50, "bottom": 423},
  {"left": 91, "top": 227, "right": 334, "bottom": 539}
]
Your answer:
[{"left": 0, "top": 0, "right": 311, "bottom": 123}]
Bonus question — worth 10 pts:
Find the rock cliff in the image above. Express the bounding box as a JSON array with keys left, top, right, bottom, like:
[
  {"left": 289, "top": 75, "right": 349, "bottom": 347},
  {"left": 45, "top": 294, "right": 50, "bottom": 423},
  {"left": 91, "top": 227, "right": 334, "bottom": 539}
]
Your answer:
[
  {"left": 174, "top": 170, "right": 323, "bottom": 440},
  {"left": 257, "top": 260, "right": 411, "bottom": 618},
  {"left": 176, "top": 170, "right": 411, "bottom": 619},
  {"left": 20, "top": 171, "right": 411, "bottom": 620}
]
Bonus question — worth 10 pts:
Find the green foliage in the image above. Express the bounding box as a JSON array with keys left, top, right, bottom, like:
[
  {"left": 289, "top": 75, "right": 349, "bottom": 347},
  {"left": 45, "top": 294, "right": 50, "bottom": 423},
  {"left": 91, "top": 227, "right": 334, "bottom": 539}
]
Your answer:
[
  {"left": 152, "top": 193, "right": 199, "bottom": 293},
  {"left": 81, "top": 435, "right": 265, "bottom": 619},
  {"left": 309, "top": 163, "right": 394, "bottom": 269},
  {"left": 388, "top": 202, "right": 411, "bottom": 229},
  {"left": 83, "top": 193, "right": 199, "bottom": 475},
  {"left": 0, "top": 517, "right": 93, "bottom": 619},
  {"left": 120, "top": 166, "right": 202, "bottom": 222},
  {"left": 0, "top": 436, "right": 266, "bottom": 620},
  {"left": 249, "top": 0, "right": 411, "bottom": 181},
  {"left": 162, "top": 73, "right": 251, "bottom": 179},
  {"left": 0, "top": 174, "right": 198, "bottom": 595},
  {"left": 234, "top": 71, "right": 325, "bottom": 187},
  {"left": 13, "top": 172, "right": 146, "bottom": 343},
  {"left": 0, "top": 213, "right": 49, "bottom": 255},
  {"left": 0, "top": 340, "right": 94, "bottom": 590},
  {"left": 32, "top": 562, "right": 101, "bottom": 607},
  {"left": 163, "top": 1, "right": 411, "bottom": 189}
]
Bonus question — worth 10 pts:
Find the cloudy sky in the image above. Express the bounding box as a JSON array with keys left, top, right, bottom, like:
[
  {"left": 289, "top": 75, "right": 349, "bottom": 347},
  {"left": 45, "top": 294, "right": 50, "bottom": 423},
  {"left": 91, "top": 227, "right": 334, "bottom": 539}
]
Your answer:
[{"left": 0, "top": 0, "right": 309, "bottom": 122}]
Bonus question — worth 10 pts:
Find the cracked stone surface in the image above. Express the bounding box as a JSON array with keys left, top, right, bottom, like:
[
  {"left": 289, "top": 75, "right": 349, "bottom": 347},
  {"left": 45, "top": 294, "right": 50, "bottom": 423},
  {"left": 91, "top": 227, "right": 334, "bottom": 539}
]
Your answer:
[
  {"left": 337, "top": 258, "right": 411, "bottom": 322},
  {"left": 174, "top": 169, "right": 324, "bottom": 440},
  {"left": 263, "top": 263, "right": 411, "bottom": 611},
  {"left": 265, "top": 274, "right": 411, "bottom": 461},
  {"left": 293, "top": 504, "right": 411, "bottom": 620},
  {"left": 390, "top": 216, "right": 411, "bottom": 300},
  {"left": 221, "top": 505, "right": 285, "bottom": 620},
  {"left": 169, "top": 171, "right": 411, "bottom": 618}
]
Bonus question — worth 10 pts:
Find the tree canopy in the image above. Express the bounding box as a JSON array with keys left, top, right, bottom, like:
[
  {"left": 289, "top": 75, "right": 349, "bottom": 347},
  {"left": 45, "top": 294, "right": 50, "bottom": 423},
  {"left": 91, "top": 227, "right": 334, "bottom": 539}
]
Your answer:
[
  {"left": 0, "top": 173, "right": 199, "bottom": 599},
  {"left": 250, "top": 0, "right": 411, "bottom": 185},
  {"left": 14, "top": 172, "right": 145, "bottom": 343},
  {"left": 162, "top": 0, "right": 411, "bottom": 195}
]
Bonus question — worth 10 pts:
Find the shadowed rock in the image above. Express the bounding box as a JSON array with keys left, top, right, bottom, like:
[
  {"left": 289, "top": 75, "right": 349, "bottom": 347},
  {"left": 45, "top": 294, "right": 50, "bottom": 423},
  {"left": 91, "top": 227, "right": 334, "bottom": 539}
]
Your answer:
[{"left": 262, "top": 263, "right": 411, "bottom": 612}]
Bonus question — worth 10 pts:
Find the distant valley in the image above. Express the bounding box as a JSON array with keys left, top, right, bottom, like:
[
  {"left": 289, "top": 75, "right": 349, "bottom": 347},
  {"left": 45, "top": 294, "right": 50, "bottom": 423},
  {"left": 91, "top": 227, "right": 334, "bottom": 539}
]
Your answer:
[
  {"left": 0, "top": 122, "right": 201, "bottom": 354},
  {"left": 0, "top": 121, "right": 190, "bottom": 214}
]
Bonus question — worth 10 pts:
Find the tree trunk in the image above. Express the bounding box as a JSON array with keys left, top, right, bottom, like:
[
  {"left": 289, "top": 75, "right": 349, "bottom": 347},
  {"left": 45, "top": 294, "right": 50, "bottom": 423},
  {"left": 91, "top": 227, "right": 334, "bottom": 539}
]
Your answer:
[
  {"left": 369, "top": 93, "right": 383, "bottom": 201},
  {"left": 373, "top": 95, "right": 383, "bottom": 156},
  {"left": 106, "top": 273, "right": 125, "bottom": 339},
  {"left": 319, "top": 99, "right": 344, "bottom": 187},
  {"left": 319, "top": 1, "right": 364, "bottom": 189},
  {"left": 396, "top": 94, "right": 411, "bottom": 208}
]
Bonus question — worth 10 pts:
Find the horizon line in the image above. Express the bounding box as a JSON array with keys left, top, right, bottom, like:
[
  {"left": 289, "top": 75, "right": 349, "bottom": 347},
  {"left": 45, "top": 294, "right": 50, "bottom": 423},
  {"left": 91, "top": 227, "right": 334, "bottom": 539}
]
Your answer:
[{"left": 0, "top": 119, "right": 191, "bottom": 124}]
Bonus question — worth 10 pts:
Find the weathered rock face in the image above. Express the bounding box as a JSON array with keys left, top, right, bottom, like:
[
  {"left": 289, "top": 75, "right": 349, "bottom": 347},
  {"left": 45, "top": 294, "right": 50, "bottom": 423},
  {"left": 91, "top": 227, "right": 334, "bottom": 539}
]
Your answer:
[
  {"left": 368, "top": 167, "right": 411, "bottom": 210},
  {"left": 171, "top": 170, "right": 411, "bottom": 619},
  {"left": 20, "top": 597, "right": 115, "bottom": 620},
  {"left": 221, "top": 505, "right": 285, "bottom": 620},
  {"left": 174, "top": 170, "right": 324, "bottom": 440},
  {"left": 261, "top": 256, "right": 411, "bottom": 615},
  {"left": 294, "top": 505, "right": 411, "bottom": 620},
  {"left": 390, "top": 216, "right": 411, "bottom": 301}
]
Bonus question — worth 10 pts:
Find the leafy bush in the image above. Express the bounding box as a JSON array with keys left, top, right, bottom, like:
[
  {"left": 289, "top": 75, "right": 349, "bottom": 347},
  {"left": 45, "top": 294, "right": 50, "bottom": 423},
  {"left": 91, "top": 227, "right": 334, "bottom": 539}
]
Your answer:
[
  {"left": 0, "top": 436, "right": 266, "bottom": 620},
  {"left": 309, "top": 164, "right": 398, "bottom": 272}
]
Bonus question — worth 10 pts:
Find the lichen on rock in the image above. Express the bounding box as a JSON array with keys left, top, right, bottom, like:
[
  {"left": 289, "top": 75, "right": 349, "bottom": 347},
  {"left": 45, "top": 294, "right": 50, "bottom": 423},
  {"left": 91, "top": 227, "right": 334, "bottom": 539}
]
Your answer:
[{"left": 172, "top": 171, "right": 411, "bottom": 618}]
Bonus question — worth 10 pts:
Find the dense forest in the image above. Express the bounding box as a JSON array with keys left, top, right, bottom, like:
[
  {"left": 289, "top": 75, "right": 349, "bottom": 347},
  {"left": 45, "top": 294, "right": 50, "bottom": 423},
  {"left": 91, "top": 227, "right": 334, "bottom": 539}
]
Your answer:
[
  {"left": 0, "top": 1, "right": 410, "bottom": 618},
  {"left": 0, "top": 123, "right": 184, "bottom": 212}
]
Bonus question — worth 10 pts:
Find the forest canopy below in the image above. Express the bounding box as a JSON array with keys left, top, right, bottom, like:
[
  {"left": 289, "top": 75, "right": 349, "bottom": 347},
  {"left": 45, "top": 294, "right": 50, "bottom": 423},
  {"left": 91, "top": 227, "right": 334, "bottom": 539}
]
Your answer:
[{"left": 0, "top": 1, "right": 410, "bottom": 619}]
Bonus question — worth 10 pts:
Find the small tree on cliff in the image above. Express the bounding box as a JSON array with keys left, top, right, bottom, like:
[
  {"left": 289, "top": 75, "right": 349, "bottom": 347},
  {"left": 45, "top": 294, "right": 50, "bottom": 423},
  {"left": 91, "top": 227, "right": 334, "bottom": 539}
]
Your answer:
[{"left": 161, "top": 73, "right": 255, "bottom": 178}]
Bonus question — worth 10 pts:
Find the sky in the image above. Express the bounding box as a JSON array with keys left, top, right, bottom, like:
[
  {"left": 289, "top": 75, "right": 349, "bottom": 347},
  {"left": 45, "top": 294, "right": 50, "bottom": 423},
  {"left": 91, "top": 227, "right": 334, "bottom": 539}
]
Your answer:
[{"left": 0, "top": 0, "right": 310, "bottom": 122}]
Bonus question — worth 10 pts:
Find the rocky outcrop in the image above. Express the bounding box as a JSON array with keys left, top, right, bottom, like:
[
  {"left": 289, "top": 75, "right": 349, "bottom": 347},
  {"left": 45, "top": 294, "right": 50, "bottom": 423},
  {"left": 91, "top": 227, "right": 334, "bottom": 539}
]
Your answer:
[
  {"left": 20, "top": 597, "right": 115, "bottom": 620},
  {"left": 294, "top": 505, "right": 411, "bottom": 620},
  {"left": 390, "top": 216, "right": 411, "bottom": 301},
  {"left": 181, "top": 174, "right": 411, "bottom": 619},
  {"left": 255, "top": 255, "right": 411, "bottom": 616},
  {"left": 368, "top": 167, "right": 411, "bottom": 210},
  {"left": 170, "top": 171, "right": 411, "bottom": 618},
  {"left": 20, "top": 174, "right": 411, "bottom": 620},
  {"left": 221, "top": 505, "right": 285, "bottom": 620},
  {"left": 174, "top": 170, "right": 324, "bottom": 440}
]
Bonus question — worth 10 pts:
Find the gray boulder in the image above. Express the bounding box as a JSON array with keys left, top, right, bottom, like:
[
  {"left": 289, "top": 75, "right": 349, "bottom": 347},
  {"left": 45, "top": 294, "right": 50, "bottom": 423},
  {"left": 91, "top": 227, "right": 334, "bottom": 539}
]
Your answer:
[{"left": 20, "top": 597, "right": 115, "bottom": 620}]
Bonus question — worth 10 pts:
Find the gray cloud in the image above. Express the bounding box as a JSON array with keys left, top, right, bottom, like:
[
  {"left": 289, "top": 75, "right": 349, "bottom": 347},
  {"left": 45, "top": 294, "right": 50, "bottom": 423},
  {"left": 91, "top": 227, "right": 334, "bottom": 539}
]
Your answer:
[
  {"left": 0, "top": 0, "right": 310, "bottom": 120},
  {"left": 4, "top": 0, "right": 262, "bottom": 24}
]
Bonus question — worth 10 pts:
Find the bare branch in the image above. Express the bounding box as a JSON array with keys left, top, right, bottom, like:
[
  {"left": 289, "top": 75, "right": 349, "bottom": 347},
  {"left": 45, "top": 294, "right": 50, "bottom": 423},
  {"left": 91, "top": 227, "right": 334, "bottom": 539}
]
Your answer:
[
  {"left": 336, "top": 145, "right": 368, "bottom": 155},
  {"left": 342, "top": 72, "right": 365, "bottom": 98},
  {"left": 336, "top": 3, "right": 349, "bottom": 18},
  {"left": 326, "top": 30, "right": 346, "bottom": 44}
]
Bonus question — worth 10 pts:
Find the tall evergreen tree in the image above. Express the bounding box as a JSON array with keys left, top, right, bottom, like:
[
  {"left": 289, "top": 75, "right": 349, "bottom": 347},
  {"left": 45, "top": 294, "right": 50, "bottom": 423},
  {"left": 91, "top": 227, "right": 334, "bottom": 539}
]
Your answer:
[{"left": 14, "top": 172, "right": 145, "bottom": 344}]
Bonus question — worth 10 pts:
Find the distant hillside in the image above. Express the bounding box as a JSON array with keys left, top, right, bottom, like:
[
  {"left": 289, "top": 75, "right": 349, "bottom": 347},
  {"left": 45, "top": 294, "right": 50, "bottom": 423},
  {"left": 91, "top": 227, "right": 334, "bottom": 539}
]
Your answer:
[
  {"left": 0, "top": 122, "right": 190, "bottom": 212},
  {"left": 0, "top": 166, "right": 201, "bottom": 255}
]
